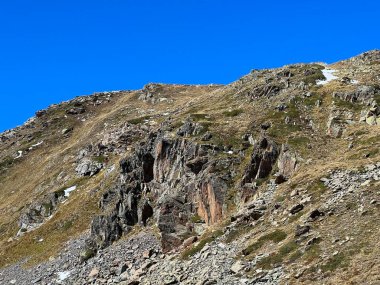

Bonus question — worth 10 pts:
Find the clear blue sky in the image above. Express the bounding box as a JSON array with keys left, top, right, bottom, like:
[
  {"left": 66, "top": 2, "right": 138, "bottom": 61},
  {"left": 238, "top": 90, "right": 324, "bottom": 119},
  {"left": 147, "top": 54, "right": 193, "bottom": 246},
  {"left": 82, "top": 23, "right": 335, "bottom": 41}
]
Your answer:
[{"left": 0, "top": 0, "right": 379, "bottom": 132}]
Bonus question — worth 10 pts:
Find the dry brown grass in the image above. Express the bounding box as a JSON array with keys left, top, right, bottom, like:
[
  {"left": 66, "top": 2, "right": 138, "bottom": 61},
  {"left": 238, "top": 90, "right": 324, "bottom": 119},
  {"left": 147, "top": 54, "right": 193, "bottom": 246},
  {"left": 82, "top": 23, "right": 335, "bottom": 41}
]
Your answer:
[
  {"left": 1, "top": 60, "right": 380, "bottom": 284},
  {"left": 0, "top": 84, "right": 227, "bottom": 266}
]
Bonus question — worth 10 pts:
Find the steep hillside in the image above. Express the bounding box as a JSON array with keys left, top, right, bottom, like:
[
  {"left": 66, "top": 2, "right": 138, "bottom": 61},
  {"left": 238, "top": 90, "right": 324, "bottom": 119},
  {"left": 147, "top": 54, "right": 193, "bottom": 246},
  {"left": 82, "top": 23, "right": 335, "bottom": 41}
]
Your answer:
[{"left": 0, "top": 50, "right": 379, "bottom": 285}]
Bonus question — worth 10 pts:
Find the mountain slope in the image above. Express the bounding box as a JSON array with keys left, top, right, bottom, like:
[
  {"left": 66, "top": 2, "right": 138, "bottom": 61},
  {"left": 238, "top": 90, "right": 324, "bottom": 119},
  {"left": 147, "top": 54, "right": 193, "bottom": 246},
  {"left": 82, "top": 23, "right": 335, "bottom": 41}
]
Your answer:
[{"left": 0, "top": 50, "right": 379, "bottom": 285}]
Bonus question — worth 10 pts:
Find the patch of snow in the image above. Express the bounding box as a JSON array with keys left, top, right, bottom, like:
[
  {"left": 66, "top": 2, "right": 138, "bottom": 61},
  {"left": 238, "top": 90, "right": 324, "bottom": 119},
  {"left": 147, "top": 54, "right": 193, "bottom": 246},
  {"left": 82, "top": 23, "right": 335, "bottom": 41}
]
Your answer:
[
  {"left": 57, "top": 271, "right": 71, "bottom": 281},
  {"left": 317, "top": 69, "right": 338, "bottom": 85},
  {"left": 15, "top": 151, "right": 23, "bottom": 159},
  {"left": 29, "top": 141, "right": 44, "bottom": 150},
  {"left": 31, "top": 141, "right": 43, "bottom": 147},
  {"left": 64, "top": 186, "right": 77, "bottom": 197}
]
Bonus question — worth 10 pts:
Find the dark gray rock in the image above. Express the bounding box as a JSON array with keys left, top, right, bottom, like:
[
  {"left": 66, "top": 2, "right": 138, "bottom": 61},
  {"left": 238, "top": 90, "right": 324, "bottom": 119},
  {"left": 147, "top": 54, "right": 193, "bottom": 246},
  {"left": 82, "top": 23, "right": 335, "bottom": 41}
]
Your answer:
[
  {"left": 295, "top": 225, "right": 310, "bottom": 237},
  {"left": 241, "top": 137, "right": 279, "bottom": 186},
  {"left": 66, "top": 107, "right": 86, "bottom": 115},
  {"left": 177, "top": 119, "right": 195, "bottom": 137},
  {"left": 308, "top": 209, "right": 324, "bottom": 221},
  {"left": 35, "top": 110, "right": 47, "bottom": 118},
  {"left": 87, "top": 133, "right": 232, "bottom": 253},
  {"left": 290, "top": 204, "right": 304, "bottom": 215},
  {"left": 18, "top": 191, "right": 67, "bottom": 235}
]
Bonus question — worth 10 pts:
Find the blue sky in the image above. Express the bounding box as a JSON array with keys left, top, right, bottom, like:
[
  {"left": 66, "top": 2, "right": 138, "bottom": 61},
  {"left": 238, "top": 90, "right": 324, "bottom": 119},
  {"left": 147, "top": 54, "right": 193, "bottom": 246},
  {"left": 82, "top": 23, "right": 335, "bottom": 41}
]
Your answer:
[{"left": 0, "top": 0, "right": 379, "bottom": 132}]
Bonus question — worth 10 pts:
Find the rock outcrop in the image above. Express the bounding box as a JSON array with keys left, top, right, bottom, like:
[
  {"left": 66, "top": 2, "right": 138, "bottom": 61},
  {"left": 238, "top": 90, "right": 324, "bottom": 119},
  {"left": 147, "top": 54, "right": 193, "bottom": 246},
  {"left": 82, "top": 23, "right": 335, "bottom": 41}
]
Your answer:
[
  {"left": 18, "top": 190, "right": 67, "bottom": 235},
  {"left": 241, "top": 137, "right": 279, "bottom": 186},
  {"left": 332, "top": 85, "right": 379, "bottom": 105},
  {"left": 276, "top": 144, "right": 298, "bottom": 183},
  {"left": 88, "top": 131, "right": 233, "bottom": 252},
  {"left": 326, "top": 108, "right": 354, "bottom": 138}
]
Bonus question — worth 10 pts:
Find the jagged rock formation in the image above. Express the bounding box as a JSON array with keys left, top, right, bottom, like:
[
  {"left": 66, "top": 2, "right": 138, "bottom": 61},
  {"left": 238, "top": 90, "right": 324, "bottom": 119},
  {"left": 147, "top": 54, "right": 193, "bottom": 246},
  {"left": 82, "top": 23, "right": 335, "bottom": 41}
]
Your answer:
[
  {"left": 89, "top": 131, "right": 235, "bottom": 252},
  {"left": 241, "top": 137, "right": 279, "bottom": 185}
]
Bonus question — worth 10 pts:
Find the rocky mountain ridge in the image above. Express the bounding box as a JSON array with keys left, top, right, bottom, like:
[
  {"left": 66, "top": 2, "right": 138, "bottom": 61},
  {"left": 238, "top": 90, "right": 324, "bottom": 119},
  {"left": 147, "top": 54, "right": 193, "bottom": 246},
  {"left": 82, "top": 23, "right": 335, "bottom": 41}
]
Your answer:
[{"left": 0, "top": 50, "right": 380, "bottom": 284}]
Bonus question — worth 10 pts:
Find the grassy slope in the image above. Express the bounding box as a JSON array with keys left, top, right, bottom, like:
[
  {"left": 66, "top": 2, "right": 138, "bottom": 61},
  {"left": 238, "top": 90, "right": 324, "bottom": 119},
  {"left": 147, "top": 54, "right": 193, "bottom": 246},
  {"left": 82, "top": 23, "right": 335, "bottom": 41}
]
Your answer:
[{"left": 0, "top": 54, "right": 379, "bottom": 283}]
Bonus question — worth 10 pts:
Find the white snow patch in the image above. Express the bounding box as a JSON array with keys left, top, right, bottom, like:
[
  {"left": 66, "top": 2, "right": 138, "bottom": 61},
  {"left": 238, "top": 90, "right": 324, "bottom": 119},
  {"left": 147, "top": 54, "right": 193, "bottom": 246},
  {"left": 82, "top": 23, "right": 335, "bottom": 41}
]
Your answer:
[
  {"left": 57, "top": 271, "right": 71, "bottom": 281},
  {"left": 64, "top": 186, "right": 77, "bottom": 197},
  {"left": 317, "top": 69, "right": 338, "bottom": 85},
  {"left": 31, "top": 141, "right": 43, "bottom": 147},
  {"left": 29, "top": 141, "right": 44, "bottom": 150},
  {"left": 15, "top": 151, "right": 23, "bottom": 159}
]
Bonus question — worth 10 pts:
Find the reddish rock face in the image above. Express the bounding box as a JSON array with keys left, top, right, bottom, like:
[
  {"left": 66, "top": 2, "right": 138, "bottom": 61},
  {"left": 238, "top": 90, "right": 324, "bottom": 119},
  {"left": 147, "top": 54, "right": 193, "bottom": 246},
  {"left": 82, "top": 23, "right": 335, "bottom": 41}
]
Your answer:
[{"left": 197, "top": 180, "right": 224, "bottom": 225}]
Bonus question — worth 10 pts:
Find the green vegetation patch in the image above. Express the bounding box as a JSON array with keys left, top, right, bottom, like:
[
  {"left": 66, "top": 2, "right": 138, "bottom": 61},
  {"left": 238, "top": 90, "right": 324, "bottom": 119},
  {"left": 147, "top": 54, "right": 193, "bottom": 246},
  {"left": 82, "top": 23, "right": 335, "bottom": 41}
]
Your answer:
[
  {"left": 334, "top": 98, "right": 362, "bottom": 112},
  {"left": 304, "top": 243, "right": 321, "bottom": 263},
  {"left": 349, "top": 146, "right": 380, "bottom": 160},
  {"left": 256, "top": 240, "right": 299, "bottom": 269},
  {"left": 267, "top": 123, "right": 301, "bottom": 140},
  {"left": 242, "top": 229, "right": 287, "bottom": 256},
  {"left": 128, "top": 116, "right": 151, "bottom": 125},
  {"left": 307, "top": 180, "right": 327, "bottom": 201},
  {"left": 302, "top": 64, "right": 325, "bottom": 85},
  {"left": 288, "top": 136, "right": 310, "bottom": 147},
  {"left": 303, "top": 92, "right": 322, "bottom": 107},
  {"left": 195, "top": 121, "right": 212, "bottom": 135},
  {"left": 225, "top": 224, "right": 254, "bottom": 244},
  {"left": 62, "top": 220, "right": 74, "bottom": 231},
  {"left": 80, "top": 248, "right": 96, "bottom": 263},
  {"left": 320, "top": 252, "right": 349, "bottom": 272},
  {"left": 222, "top": 109, "right": 244, "bottom": 117},
  {"left": 264, "top": 98, "right": 302, "bottom": 140},
  {"left": 93, "top": 155, "right": 107, "bottom": 164},
  {"left": 42, "top": 202, "right": 54, "bottom": 214},
  {"left": 181, "top": 230, "right": 223, "bottom": 259},
  {"left": 190, "top": 214, "right": 204, "bottom": 223},
  {"left": 0, "top": 156, "right": 14, "bottom": 172}
]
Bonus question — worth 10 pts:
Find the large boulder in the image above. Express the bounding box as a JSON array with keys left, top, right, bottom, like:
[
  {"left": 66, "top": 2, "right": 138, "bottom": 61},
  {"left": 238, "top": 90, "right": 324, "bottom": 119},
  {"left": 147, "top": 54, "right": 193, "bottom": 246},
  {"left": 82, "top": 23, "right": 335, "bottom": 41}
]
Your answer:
[
  {"left": 18, "top": 191, "right": 66, "bottom": 235},
  {"left": 75, "top": 159, "right": 103, "bottom": 177},
  {"left": 326, "top": 109, "right": 354, "bottom": 138}
]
